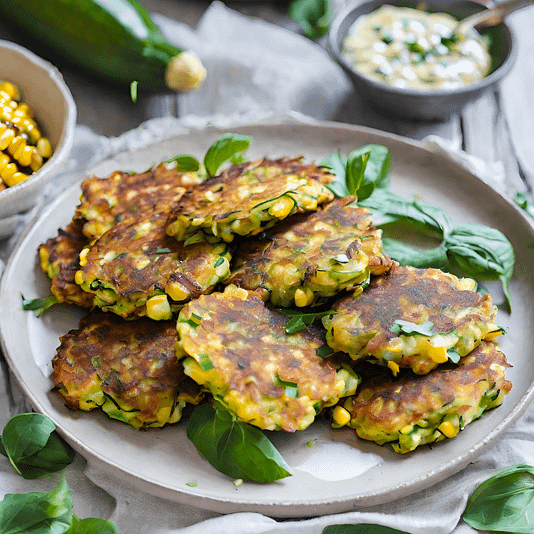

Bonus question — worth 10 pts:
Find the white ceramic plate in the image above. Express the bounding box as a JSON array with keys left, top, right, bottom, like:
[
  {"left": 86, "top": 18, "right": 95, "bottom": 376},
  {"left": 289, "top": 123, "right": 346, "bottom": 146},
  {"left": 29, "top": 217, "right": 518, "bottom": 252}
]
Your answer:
[{"left": 1, "top": 121, "right": 534, "bottom": 518}]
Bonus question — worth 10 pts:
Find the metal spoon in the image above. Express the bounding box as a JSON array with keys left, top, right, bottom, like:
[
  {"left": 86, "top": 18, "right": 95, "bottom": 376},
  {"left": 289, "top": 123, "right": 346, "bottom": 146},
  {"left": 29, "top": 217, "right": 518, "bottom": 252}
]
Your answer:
[{"left": 455, "top": 0, "right": 534, "bottom": 34}]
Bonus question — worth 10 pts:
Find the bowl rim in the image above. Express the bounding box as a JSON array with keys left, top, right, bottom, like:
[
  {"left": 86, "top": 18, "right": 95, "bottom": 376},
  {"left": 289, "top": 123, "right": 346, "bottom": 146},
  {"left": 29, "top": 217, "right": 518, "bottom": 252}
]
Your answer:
[
  {"left": 327, "top": 0, "right": 519, "bottom": 97},
  {"left": 0, "top": 39, "right": 77, "bottom": 204}
]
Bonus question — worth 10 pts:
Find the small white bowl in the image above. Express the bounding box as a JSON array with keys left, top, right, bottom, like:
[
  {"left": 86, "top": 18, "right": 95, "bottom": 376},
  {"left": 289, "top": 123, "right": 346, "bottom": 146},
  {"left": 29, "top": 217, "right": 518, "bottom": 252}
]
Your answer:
[{"left": 0, "top": 40, "right": 76, "bottom": 236}]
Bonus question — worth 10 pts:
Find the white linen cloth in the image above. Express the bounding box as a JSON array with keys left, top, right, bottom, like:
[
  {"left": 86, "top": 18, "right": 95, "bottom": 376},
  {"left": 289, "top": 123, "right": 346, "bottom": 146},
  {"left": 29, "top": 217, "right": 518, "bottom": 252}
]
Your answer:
[{"left": 1, "top": 2, "right": 534, "bottom": 533}]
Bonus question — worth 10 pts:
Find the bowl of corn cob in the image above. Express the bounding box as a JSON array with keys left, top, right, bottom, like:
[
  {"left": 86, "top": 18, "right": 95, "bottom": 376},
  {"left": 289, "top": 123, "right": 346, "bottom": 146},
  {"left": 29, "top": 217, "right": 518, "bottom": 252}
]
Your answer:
[{"left": 0, "top": 40, "right": 76, "bottom": 236}]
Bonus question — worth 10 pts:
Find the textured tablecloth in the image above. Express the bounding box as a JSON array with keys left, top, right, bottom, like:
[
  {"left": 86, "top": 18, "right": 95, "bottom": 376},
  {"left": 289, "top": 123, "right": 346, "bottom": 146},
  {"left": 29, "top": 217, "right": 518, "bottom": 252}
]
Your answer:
[{"left": 1, "top": 2, "right": 534, "bottom": 533}]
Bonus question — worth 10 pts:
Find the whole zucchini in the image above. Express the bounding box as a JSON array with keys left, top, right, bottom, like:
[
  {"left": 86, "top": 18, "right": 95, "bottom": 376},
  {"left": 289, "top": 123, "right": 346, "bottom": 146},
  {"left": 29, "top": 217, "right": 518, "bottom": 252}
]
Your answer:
[{"left": 0, "top": 0, "right": 206, "bottom": 92}]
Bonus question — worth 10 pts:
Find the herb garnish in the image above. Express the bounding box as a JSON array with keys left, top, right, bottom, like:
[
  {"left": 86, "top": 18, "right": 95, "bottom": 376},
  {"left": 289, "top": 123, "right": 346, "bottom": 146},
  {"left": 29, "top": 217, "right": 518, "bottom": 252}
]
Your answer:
[
  {"left": 162, "top": 154, "right": 201, "bottom": 172},
  {"left": 21, "top": 294, "right": 58, "bottom": 317},
  {"left": 203, "top": 133, "right": 252, "bottom": 177},
  {"left": 277, "top": 308, "right": 335, "bottom": 334},
  {"left": 0, "top": 413, "right": 74, "bottom": 479},
  {"left": 390, "top": 319, "right": 434, "bottom": 336},
  {"left": 463, "top": 463, "right": 534, "bottom": 532},
  {"left": 186, "top": 403, "right": 291, "bottom": 483},
  {"left": 289, "top": 0, "right": 333, "bottom": 40}
]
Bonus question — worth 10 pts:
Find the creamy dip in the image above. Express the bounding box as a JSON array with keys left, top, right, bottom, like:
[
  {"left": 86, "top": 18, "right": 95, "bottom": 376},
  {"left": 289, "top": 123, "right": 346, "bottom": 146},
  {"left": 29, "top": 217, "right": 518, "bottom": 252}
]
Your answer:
[{"left": 341, "top": 4, "right": 492, "bottom": 90}]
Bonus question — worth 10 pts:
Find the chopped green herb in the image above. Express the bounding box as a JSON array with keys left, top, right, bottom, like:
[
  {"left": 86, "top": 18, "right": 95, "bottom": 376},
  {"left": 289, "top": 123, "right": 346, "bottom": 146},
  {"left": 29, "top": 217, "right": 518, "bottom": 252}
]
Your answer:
[
  {"left": 277, "top": 308, "right": 335, "bottom": 334},
  {"left": 214, "top": 257, "right": 225, "bottom": 268},
  {"left": 162, "top": 154, "right": 201, "bottom": 172},
  {"left": 130, "top": 80, "right": 138, "bottom": 102},
  {"left": 447, "top": 348, "right": 461, "bottom": 364},
  {"left": 276, "top": 375, "right": 299, "bottom": 398},
  {"left": 21, "top": 294, "right": 58, "bottom": 317},
  {"left": 203, "top": 133, "right": 252, "bottom": 178},
  {"left": 155, "top": 248, "right": 171, "bottom": 254},
  {"left": 186, "top": 481, "right": 198, "bottom": 487},
  {"left": 306, "top": 438, "right": 317, "bottom": 448},
  {"left": 233, "top": 478, "right": 243, "bottom": 486},
  {"left": 317, "top": 344, "right": 335, "bottom": 358},
  {"left": 197, "top": 353, "right": 214, "bottom": 371}
]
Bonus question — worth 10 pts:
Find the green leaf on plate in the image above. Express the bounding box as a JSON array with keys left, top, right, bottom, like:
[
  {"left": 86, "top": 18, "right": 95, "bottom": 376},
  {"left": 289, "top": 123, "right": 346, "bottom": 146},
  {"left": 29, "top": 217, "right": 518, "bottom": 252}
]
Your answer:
[
  {"left": 21, "top": 294, "right": 58, "bottom": 317},
  {"left": 65, "top": 515, "right": 123, "bottom": 534},
  {"left": 186, "top": 403, "right": 291, "bottom": 483},
  {"left": 162, "top": 154, "right": 201, "bottom": 172},
  {"left": 203, "top": 133, "right": 252, "bottom": 177},
  {"left": 277, "top": 308, "right": 335, "bottom": 334}
]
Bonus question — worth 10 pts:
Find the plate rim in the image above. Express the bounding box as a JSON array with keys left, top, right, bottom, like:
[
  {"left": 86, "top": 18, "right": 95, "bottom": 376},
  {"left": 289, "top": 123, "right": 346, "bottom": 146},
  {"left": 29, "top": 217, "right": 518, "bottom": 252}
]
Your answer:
[{"left": 1, "top": 118, "right": 533, "bottom": 517}]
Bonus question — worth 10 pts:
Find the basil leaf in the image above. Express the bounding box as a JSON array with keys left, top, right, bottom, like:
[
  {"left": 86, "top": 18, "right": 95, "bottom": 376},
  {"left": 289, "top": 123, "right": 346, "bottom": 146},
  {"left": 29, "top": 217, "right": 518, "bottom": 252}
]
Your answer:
[
  {"left": 162, "top": 154, "right": 200, "bottom": 173},
  {"left": 322, "top": 525, "right": 409, "bottom": 534},
  {"left": 317, "top": 345, "right": 335, "bottom": 358},
  {"left": 351, "top": 144, "right": 391, "bottom": 201},
  {"left": 186, "top": 403, "right": 291, "bottom": 483},
  {"left": 289, "top": 0, "right": 333, "bottom": 40},
  {"left": 360, "top": 190, "right": 453, "bottom": 235},
  {"left": 346, "top": 149, "right": 370, "bottom": 198},
  {"left": 0, "top": 474, "right": 73, "bottom": 534},
  {"left": 203, "top": 133, "right": 252, "bottom": 177},
  {"left": 21, "top": 294, "right": 58, "bottom": 317},
  {"left": 322, "top": 145, "right": 390, "bottom": 200},
  {"left": 444, "top": 224, "right": 515, "bottom": 310},
  {"left": 277, "top": 308, "right": 335, "bottom": 334},
  {"left": 275, "top": 375, "right": 299, "bottom": 398},
  {"left": 65, "top": 515, "right": 123, "bottom": 534},
  {"left": 321, "top": 153, "right": 348, "bottom": 197},
  {"left": 447, "top": 348, "right": 461, "bottom": 363},
  {"left": 390, "top": 319, "right": 434, "bottom": 336},
  {"left": 381, "top": 238, "right": 449, "bottom": 270},
  {"left": 463, "top": 463, "right": 534, "bottom": 532},
  {"left": 1, "top": 413, "right": 75, "bottom": 479}
]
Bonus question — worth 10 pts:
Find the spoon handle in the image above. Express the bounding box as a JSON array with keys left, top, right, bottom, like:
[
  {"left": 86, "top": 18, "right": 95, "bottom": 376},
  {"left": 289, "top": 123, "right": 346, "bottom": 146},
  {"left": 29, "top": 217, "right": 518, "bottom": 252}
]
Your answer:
[{"left": 456, "top": 0, "right": 534, "bottom": 33}]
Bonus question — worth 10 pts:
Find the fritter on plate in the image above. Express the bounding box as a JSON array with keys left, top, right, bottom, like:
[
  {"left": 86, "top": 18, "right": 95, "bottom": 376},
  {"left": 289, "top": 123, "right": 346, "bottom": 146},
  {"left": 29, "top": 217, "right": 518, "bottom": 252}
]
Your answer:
[
  {"left": 334, "top": 341, "right": 512, "bottom": 453},
  {"left": 76, "top": 161, "right": 203, "bottom": 241},
  {"left": 175, "top": 284, "right": 360, "bottom": 432},
  {"left": 323, "top": 264, "right": 502, "bottom": 375},
  {"left": 53, "top": 312, "right": 202, "bottom": 429},
  {"left": 38, "top": 218, "right": 94, "bottom": 308},
  {"left": 75, "top": 208, "right": 231, "bottom": 320},
  {"left": 166, "top": 157, "right": 335, "bottom": 243},
  {"left": 226, "top": 196, "right": 393, "bottom": 307}
]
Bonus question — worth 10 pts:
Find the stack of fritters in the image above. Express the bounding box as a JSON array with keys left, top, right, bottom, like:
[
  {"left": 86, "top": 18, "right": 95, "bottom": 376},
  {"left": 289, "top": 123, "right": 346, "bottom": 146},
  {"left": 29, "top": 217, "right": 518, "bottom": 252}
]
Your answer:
[{"left": 41, "top": 151, "right": 512, "bottom": 454}]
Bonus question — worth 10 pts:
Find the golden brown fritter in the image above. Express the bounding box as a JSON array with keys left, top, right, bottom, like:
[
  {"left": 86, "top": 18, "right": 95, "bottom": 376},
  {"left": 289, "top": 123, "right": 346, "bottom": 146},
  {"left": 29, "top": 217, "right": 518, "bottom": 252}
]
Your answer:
[
  {"left": 175, "top": 285, "right": 360, "bottom": 432},
  {"left": 76, "top": 162, "right": 203, "bottom": 241},
  {"left": 38, "top": 218, "right": 94, "bottom": 308},
  {"left": 75, "top": 208, "right": 231, "bottom": 320},
  {"left": 166, "top": 157, "right": 335, "bottom": 243},
  {"left": 323, "top": 264, "right": 502, "bottom": 374},
  {"left": 53, "top": 312, "right": 202, "bottom": 429},
  {"left": 226, "top": 196, "right": 393, "bottom": 307},
  {"left": 335, "top": 341, "right": 512, "bottom": 453}
]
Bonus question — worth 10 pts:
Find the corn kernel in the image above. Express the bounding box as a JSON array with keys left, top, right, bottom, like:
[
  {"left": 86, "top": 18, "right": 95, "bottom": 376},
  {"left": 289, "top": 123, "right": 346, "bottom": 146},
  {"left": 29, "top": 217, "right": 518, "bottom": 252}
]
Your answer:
[
  {"left": 0, "top": 162, "right": 17, "bottom": 181},
  {"left": 0, "top": 128, "right": 15, "bottom": 150},
  {"left": 387, "top": 360, "right": 400, "bottom": 376},
  {"left": 78, "top": 247, "right": 89, "bottom": 266},
  {"left": 457, "top": 277, "right": 476, "bottom": 291},
  {"left": 4, "top": 171, "right": 29, "bottom": 187},
  {"left": 0, "top": 81, "right": 20, "bottom": 101},
  {"left": 268, "top": 195, "right": 294, "bottom": 219},
  {"left": 37, "top": 137, "right": 52, "bottom": 159},
  {"left": 17, "top": 144, "right": 33, "bottom": 168},
  {"left": 146, "top": 295, "right": 172, "bottom": 321},
  {"left": 332, "top": 405, "right": 351, "bottom": 427},
  {"left": 74, "top": 270, "right": 85, "bottom": 286},
  {"left": 30, "top": 150, "right": 43, "bottom": 172},
  {"left": 7, "top": 135, "right": 26, "bottom": 159},
  {"left": 294, "top": 287, "right": 313, "bottom": 307},
  {"left": 0, "top": 152, "right": 10, "bottom": 171},
  {"left": 400, "top": 424, "right": 413, "bottom": 434},
  {"left": 165, "top": 281, "right": 190, "bottom": 302},
  {"left": 438, "top": 420, "right": 458, "bottom": 439}
]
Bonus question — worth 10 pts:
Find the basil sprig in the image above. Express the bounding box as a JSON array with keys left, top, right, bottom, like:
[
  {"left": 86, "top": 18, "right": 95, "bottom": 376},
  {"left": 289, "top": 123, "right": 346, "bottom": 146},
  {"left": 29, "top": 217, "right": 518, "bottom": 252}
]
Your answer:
[
  {"left": 359, "top": 189, "right": 515, "bottom": 310},
  {"left": 203, "top": 133, "right": 252, "bottom": 177},
  {"left": 0, "top": 475, "right": 122, "bottom": 534},
  {"left": 322, "top": 144, "right": 390, "bottom": 200},
  {"left": 0, "top": 413, "right": 75, "bottom": 479},
  {"left": 277, "top": 308, "right": 335, "bottom": 334},
  {"left": 463, "top": 463, "right": 534, "bottom": 532},
  {"left": 186, "top": 403, "right": 291, "bottom": 483}
]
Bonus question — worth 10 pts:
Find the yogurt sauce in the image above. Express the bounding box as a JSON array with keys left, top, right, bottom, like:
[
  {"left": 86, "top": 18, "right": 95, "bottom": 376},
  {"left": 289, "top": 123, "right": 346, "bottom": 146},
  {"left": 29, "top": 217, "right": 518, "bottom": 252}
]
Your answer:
[{"left": 341, "top": 4, "right": 492, "bottom": 90}]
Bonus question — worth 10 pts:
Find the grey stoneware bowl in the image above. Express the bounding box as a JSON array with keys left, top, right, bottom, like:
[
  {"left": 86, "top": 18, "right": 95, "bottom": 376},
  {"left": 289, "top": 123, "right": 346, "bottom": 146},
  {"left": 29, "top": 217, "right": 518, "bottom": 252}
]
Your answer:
[
  {"left": 0, "top": 40, "right": 76, "bottom": 237},
  {"left": 328, "top": 0, "right": 518, "bottom": 120}
]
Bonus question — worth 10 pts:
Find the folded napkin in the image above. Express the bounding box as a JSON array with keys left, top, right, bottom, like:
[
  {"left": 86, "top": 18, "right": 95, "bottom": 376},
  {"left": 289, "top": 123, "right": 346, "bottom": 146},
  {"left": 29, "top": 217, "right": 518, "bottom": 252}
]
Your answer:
[{"left": 1, "top": 2, "right": 534, "bottom": 534}]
